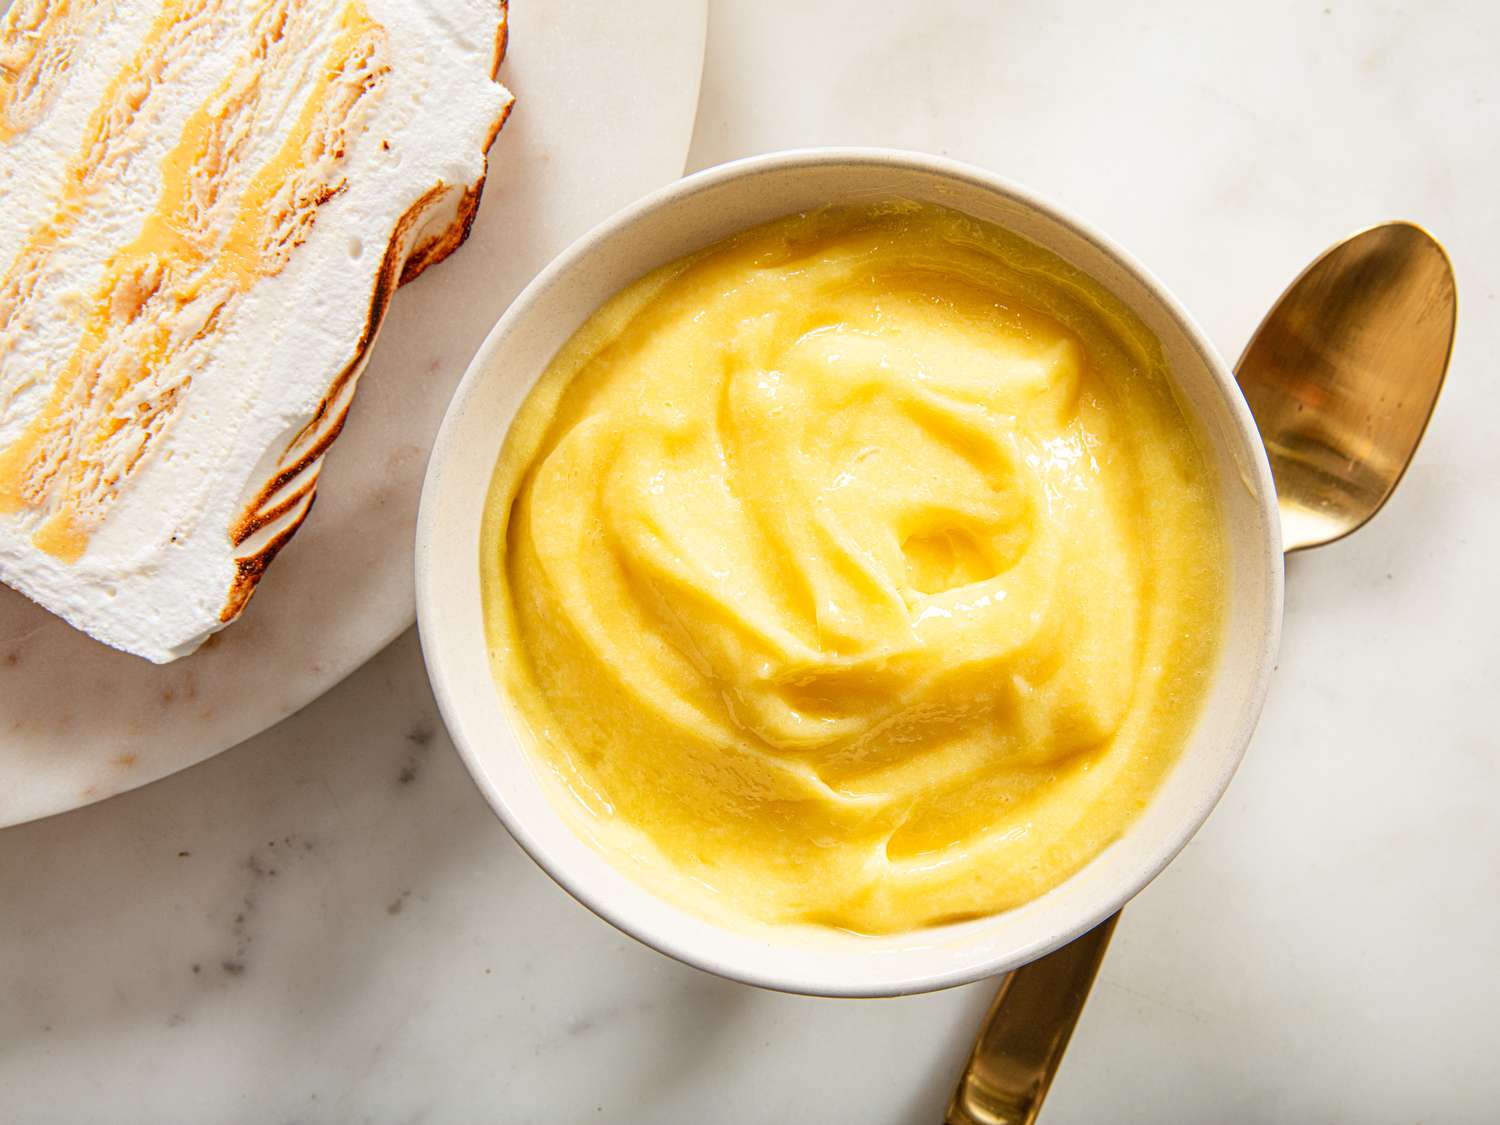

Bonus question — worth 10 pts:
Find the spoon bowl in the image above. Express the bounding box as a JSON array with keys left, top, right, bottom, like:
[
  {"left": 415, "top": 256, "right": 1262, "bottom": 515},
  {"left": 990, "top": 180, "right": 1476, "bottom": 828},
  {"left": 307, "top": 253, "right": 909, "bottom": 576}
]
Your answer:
[{"left": 1238, "top": 222, "right": 1457, "bottom": 551}]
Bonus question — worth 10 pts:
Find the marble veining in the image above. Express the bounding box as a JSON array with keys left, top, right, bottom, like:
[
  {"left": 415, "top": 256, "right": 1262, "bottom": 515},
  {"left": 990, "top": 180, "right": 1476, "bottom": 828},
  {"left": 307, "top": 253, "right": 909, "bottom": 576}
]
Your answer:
[{"left": 2, "top": 0, "right": 1498, "bottom": 1120}]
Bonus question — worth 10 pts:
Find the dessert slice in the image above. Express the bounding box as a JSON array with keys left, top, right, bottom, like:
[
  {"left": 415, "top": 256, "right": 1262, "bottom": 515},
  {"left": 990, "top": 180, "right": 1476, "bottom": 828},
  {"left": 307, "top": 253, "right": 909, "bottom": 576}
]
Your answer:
[{"left": 0, "top": 0, "right": 513, "bottom": 661}]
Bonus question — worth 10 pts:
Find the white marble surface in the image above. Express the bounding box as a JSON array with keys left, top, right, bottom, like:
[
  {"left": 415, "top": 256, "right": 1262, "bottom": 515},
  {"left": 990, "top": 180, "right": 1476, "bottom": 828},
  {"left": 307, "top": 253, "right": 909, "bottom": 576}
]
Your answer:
[
  {"left": 0, "top": 0, "right": 707, "bottom": 828},
  {"left": 4, "top": 1, "right": 1499, "bottom": 1120}
]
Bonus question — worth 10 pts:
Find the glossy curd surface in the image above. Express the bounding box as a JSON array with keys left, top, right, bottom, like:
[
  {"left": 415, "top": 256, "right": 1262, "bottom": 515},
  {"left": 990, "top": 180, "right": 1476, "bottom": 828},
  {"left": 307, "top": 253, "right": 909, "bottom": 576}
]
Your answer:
[{"left": 482, "top": 203, "right": 1224, "bottom": 933}]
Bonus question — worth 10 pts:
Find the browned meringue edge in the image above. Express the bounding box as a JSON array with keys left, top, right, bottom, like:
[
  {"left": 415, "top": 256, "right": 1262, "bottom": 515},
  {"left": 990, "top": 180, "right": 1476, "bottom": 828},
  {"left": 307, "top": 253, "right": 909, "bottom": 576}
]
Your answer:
[{"left": 222, "top": 1, "right": 515, "bottom": 626}]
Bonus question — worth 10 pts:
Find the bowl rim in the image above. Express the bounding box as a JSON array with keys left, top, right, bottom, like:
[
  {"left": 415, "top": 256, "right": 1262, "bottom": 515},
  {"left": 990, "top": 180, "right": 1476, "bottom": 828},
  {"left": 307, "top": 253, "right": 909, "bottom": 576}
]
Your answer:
[{"left": 416, "top": 146, "right": 1284, "bottom": 997}]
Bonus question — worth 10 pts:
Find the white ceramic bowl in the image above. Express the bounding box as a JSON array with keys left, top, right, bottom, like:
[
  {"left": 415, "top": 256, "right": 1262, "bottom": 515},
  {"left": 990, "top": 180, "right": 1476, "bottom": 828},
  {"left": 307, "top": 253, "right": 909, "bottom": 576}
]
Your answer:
[{"left": 416, "top": 149, "right": 1284, "bottom": 997}]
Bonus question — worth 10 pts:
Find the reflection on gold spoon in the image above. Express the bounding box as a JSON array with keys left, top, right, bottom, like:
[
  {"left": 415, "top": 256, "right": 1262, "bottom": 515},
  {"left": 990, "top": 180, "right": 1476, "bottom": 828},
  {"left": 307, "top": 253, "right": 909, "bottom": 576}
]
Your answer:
[{"left": 946, "top": 221, "right": 1457, "bottom": 1125}]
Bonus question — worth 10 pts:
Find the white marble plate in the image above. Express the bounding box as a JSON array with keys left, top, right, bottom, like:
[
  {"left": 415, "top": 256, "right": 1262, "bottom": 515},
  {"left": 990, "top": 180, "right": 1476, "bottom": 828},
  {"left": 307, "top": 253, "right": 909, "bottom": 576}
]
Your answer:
[{"left": 0, "top": 0, "right": 708, "bottom": 828}]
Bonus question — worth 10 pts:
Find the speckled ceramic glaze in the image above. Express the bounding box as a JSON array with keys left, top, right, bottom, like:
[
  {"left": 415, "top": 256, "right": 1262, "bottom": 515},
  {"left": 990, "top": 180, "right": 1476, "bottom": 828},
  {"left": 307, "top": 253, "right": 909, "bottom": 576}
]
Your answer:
[{"left": 417, "top": 149, "right": 1284, "bottom": 997}]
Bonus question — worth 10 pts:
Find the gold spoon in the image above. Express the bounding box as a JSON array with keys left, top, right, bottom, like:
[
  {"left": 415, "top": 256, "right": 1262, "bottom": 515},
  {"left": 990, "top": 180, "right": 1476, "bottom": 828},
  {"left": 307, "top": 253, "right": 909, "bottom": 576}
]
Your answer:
[{"left": 946, "top": 220, "right": 1457, "bottom": 1125}]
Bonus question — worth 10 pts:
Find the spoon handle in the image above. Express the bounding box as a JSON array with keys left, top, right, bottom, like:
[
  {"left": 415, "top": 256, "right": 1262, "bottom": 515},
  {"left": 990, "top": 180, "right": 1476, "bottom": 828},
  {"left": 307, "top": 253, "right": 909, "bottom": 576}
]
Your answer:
[{"left": 945, "top": 912, "right": 1120, "bottom": 1125}]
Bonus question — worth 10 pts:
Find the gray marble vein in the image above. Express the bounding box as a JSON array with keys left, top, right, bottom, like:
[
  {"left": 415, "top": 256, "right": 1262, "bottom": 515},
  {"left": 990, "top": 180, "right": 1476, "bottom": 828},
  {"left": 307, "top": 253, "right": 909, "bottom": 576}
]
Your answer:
[{"left": 3, "top": 0, "right": 1500, "bottom": 1120}]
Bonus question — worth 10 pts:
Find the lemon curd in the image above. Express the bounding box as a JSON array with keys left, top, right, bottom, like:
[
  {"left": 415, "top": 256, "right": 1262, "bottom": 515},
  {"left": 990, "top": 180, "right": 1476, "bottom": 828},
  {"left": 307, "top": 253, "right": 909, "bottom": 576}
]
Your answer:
[{"left": 481, "top": 202, "right": 1225, "bottom": 934}]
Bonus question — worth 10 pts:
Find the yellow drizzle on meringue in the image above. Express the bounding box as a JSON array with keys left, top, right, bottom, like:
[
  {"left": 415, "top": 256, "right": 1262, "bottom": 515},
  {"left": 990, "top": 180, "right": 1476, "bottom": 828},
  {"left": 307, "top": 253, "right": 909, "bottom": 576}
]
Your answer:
[
  {"left": 482, "top": 202, "right": 1225, "bottom": 934},
  {"left": 0, "top": 0, "right": 388, "bottom": 561}
]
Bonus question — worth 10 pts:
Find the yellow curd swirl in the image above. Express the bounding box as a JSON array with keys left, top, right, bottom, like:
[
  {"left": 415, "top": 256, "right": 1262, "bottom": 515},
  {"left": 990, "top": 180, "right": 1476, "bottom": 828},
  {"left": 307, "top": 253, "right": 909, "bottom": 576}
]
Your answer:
[{"left": 482, "top": 202, "right": 1224, "bottom": 934}]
